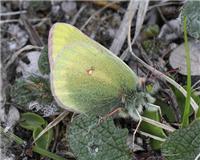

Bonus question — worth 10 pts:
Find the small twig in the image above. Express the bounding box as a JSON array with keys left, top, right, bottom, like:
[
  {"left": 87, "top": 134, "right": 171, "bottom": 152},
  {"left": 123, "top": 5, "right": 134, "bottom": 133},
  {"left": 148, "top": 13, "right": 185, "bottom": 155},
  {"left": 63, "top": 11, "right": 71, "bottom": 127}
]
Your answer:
[
  {"left": 5, "top": 45, "right": 43, "bottom": 70},
  {"left": 0, "top": 10, "right": 27, "bottom": 16},
  {"left": 120, "top": 47, "right": 129, "bottom": 60},
  {"left": 81, "top": 2, "right": 116, "bottom": 31},
  {"left": 51, "top": 124, "right": 59, "bottom": 153},
  {"left": 33, "top": 111, "right": 68, "bottom": 144},
  {"left": 0, "top": 18, "right": 50, "bottom": 24},
  {"left": 148, "top": 1, "right": 184, "bottom": 11},
  {"left": 71, "top": 5, "right": 87, "bottom": 25},
  {"left": 110, "top": 0, "right": 139, "bottom": 55},
  {"left": 0, "top": 19, "right": 19, "bottom": 24},
  {"left": 156, "top": 7, "right": 169, "bottom": 25},
  {"left": 192, "top": 79, "right": 200, "bottom": 90},
  {"left": 136, "top": 42, "right": 153, "bottom": 66},
  {"left": 132, "top": 0, "right": 150, "bottom": 44},
  {"left": 193, "top": 86, "right": 200, "bottom": 92},
  {"left": 34, "top": 18, "right": 50, "bottom": 28},
  {"left": 21, "top": 14, "right": 44, "bottom": 46}
]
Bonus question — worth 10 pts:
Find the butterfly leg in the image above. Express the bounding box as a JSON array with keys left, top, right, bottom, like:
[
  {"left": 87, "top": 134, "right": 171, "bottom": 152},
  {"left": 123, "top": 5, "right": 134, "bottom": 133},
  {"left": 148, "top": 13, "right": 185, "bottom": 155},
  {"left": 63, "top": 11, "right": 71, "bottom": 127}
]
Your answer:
[
  {"left": 98, "top": 107, "right": 123, "bottom": 125},
  {"left": 132, "top": 109, "right": 142, "bottom": 149}
]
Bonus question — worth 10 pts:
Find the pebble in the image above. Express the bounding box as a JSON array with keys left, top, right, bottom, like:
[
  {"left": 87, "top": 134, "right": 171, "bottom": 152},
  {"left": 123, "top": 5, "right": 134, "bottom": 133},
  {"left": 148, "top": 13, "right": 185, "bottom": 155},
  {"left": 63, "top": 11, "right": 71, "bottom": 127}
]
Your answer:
[{"left": 61, "top": 1, "right": 77, "bottom": 15}]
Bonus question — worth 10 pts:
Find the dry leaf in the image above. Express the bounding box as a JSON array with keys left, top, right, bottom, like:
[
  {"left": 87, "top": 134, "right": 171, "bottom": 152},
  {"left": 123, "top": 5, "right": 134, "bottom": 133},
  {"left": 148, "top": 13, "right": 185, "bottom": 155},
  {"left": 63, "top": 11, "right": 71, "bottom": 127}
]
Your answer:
[{"left": 169, "top": 41, "right": 200, "bottom": 76}]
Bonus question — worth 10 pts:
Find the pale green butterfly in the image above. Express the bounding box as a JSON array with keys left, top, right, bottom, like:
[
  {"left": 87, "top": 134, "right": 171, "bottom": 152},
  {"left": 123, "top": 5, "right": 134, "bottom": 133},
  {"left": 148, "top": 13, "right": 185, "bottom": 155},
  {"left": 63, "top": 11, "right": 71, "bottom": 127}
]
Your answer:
[{"left": 48, "top": 23, "right": 151, "bottom": 118}]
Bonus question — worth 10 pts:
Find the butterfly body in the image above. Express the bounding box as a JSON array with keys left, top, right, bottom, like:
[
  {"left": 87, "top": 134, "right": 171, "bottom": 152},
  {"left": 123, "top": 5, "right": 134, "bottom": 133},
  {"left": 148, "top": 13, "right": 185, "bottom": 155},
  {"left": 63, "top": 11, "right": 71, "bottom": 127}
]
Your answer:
[{"left": 48, "top": 23, "right": 142, "bottom": 115}]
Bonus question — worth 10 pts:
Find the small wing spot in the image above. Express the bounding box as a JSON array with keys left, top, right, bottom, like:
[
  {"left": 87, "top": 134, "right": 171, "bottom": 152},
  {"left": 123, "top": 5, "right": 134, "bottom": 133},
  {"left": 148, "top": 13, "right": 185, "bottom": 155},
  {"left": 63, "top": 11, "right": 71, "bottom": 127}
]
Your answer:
[{"left": 86, "top": 66, "right": 95, "bottom": 76}]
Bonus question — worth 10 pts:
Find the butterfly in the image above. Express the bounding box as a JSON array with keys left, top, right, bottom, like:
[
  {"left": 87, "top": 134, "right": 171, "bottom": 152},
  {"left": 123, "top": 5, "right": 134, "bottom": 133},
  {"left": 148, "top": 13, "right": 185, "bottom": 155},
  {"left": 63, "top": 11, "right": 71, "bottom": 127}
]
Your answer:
[{"left": 48, "top": 23, "right": 150, "bottom": 118}]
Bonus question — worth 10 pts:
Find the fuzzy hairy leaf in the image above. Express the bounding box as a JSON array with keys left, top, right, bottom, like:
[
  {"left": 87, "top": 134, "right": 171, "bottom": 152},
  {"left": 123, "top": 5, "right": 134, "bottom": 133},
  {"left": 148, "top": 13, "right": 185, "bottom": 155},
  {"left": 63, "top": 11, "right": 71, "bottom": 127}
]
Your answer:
[
  {"left": 11, "top": 75, "right": 53, "bottom": 107},
  {"left": 162, "top": 119, "right": 200, "bottom": 160},
  {"left": 68, "top": 115, "right": 132, "bottom": 160},
  {"left": 181, "top": 1, "right": 200, "bottom": 39}
]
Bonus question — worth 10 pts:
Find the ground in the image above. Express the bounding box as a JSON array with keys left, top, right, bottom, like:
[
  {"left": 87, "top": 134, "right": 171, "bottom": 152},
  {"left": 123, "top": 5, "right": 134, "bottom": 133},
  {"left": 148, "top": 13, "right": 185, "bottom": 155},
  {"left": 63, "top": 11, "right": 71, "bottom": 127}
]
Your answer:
[{"left": 1, "top": 1, "right": 200, "bottom": 160}]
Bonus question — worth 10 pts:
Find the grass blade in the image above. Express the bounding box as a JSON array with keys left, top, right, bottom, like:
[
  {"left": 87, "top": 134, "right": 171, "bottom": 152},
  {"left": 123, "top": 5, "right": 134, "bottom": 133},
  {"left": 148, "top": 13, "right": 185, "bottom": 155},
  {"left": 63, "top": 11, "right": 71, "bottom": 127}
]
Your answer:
[{"left": 181, "top": 16, "right": 192, "bottom": 127}]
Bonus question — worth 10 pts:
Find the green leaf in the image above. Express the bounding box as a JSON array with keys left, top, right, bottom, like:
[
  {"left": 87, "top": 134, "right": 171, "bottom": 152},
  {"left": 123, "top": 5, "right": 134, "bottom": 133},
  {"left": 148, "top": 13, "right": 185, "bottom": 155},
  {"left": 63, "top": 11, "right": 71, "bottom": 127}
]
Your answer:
[
  {"left": 173, "top": 86, "right": 192, "bottom": 116},
  {"left": 162, "top": 119, "right": 200, "bottom": 160},
  {"left": 181, "top": 16, "right": 192, "bottom": 127},
  {"left": 68, "top": 115, "right": 132, "bottom": 160},
  {"left": 20, "top": 112, "right": 45, "bottom": 130},
  {"left": 194, "top": 92, "right": 200, "bottom": 118},
  {"left": 181, "top": 1, "right": 200, "bottom": 39},
  {"left": 38, "top": 46, "right": 50, "bottom": 75},
  {"left": 33, "top": 126, "right": 53, "bottom": 150},
  {"left": 172, "top": 86, "right": 200, "bottom": 119},
  {"left": 155, "top": 99, "right": 176, "bottom": 123},
  {"left": 20, "top": 112, "right": 54, "bottom": 150},
  {"left": 140, "top": 107, "right": 167, "bottom": 150}
]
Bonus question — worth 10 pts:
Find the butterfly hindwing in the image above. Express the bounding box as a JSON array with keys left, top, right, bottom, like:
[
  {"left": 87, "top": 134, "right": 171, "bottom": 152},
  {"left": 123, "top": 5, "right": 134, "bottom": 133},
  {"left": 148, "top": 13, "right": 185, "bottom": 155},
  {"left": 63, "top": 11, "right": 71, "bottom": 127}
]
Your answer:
[{"left": 48, "top": 23, "right": 138, "bottom": 114}]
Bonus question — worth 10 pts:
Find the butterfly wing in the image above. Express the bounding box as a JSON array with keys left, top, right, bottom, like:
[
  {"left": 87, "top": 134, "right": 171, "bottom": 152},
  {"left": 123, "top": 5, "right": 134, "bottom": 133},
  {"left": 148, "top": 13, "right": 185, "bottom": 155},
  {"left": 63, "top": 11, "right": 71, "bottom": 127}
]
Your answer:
[{"left": 48, "top": 23, "right": 138, "bottom": 114}]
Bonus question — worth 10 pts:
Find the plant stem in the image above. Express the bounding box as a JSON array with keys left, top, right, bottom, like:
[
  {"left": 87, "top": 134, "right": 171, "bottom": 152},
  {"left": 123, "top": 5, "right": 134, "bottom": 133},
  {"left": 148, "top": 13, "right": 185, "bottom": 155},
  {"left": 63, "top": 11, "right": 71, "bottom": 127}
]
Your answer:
[
  {"left": 181, "top": 17, "right": 192, "bottom": 127},
  {"left": 32, "top": 146, "right": 65, "bottom": 160}
]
